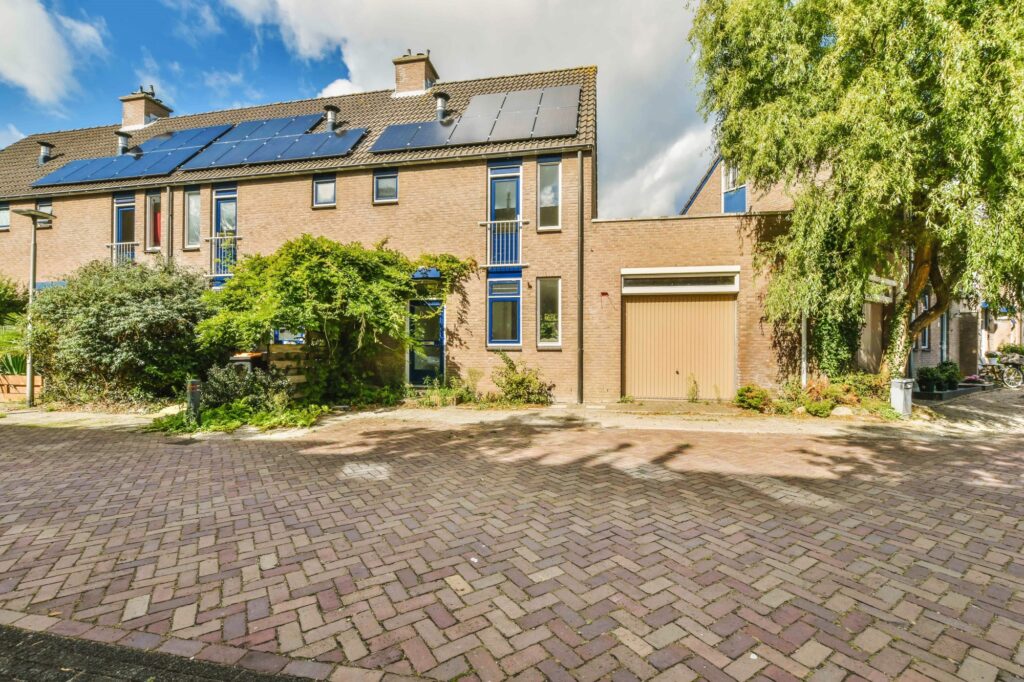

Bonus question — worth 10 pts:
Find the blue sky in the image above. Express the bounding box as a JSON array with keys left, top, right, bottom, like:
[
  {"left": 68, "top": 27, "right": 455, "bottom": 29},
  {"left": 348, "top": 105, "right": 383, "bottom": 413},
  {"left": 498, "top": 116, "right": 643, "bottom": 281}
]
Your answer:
[{"left": 0, "top": 0, "right": 715, "bottom": 218}]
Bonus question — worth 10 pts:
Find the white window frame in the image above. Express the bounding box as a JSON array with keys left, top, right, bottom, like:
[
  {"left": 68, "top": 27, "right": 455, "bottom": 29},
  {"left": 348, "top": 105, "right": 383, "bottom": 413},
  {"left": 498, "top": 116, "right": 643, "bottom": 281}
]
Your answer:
[
  {"left": 486, "top": 276, "right": 522, "bottom": 348},
  {"left": 536, "top": 277, "right": 562, "bottom": 348},
  {"left": 0, "top": 204, "right": 9, "bottom": 230},
  {"left": 312, "top": 175, "right": 336, "bottom": 208},
  {"left": 145, "top": 191, "right": 162, "bottom": 252},
  {"left": 918, "top": 293, "right": 931, "bottom": 350},
  {"left": 620, "top": 265, "right": 741, "bottom": 295},
  {"left": 184, "top": 189, "right": 201, "bottom": 250},
  {"left": 536, "top": 159, "right": 561, "bottom": 232},
  {"left": 373, "top": 170, "right": 399, "bottom": 204},
  {"left": 35, "top": 200, "right": 52, "bottom": 229}
]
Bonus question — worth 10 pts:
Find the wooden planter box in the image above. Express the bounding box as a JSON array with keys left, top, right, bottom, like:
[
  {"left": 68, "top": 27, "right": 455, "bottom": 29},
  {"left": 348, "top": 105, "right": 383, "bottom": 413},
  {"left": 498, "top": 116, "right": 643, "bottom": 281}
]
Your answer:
[{"left": 0, "top": 375, "right": 43, "bottom": 402}]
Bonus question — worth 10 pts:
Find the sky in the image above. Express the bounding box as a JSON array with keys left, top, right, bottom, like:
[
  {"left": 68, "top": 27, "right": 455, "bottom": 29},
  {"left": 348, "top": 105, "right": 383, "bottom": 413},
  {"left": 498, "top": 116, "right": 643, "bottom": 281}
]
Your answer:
[{"left": 0, "top": 0, "right": 717, "bottom": 218}]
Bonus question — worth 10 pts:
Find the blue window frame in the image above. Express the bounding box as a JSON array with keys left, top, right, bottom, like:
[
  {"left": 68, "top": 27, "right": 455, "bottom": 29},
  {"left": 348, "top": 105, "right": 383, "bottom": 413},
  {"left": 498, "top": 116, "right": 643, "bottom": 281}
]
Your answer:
[
  {"left": 212, "top": 185, "right": 238, "bottom": 280},
  {"left": 488, "top": 161, "right": 522, "bottom": 266},
  {"left": 722, "top": 162, "right": 746, "bottom": 214},
  {"left": 373, "top": 169, "right": 398, "bottom": 203},
  {"left": 487, "top": 277, "right": 522, "bottom": 346},
  {"left": 0, "top": 203, "right": 9, "bottom": 230},
  {"left": 112, "top": 194, "right": 136, "bottom": 263},
  {"left": 312, "top": 174, "right": 336, "bottom": 207}
]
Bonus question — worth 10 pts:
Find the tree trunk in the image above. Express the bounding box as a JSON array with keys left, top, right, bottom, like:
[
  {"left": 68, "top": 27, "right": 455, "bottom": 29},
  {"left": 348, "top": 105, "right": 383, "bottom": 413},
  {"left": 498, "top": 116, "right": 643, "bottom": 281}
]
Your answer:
[{"left": 880, "top": 239, "right": 952, "bottom": 376}]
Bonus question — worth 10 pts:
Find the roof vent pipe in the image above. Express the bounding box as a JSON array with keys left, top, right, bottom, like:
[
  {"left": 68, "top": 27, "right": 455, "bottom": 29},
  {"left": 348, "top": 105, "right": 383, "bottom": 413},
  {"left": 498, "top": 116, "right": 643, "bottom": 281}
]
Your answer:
[
  {"left": 435, "top": 91, "right": 450, "bottom": 121},
  {"left": 37, "top": 142, "right": 53, "bottom": 166},
  {"left": 116, "top": 132, "right": 132, "bottom": 155},
  {"left": 324, "top": 104, "right": 339, "bottom": 131}
]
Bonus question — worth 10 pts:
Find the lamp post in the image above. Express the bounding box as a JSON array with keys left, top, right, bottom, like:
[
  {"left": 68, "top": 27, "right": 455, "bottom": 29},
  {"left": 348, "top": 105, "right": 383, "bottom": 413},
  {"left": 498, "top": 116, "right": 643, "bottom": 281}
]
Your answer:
[{"left": 13, "top": 208, "right": 54, "bottom": 407}]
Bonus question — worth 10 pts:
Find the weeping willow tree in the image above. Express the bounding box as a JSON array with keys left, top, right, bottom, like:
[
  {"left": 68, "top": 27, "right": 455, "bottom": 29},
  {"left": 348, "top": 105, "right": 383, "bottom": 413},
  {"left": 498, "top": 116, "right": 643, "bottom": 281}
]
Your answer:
[{"left": 690, "top": 0, "right": 1024, "bottom": 374}]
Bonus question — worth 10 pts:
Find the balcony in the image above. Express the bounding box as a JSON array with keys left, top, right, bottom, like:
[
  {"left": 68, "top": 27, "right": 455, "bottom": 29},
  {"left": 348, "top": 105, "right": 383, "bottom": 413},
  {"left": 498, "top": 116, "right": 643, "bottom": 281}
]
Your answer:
[
  {"left": 480, "top": 220, "right": 527, "bottom": 268},
  {"left": 106, "top": 241, "right": 138, "bottom": 265},
  {"left": 206, "top": 234, "right": 241, "bottom": 283}
]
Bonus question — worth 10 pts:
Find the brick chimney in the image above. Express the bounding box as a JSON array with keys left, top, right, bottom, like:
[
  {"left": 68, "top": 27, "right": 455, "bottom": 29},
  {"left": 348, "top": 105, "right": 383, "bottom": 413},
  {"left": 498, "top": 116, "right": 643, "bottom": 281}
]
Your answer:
[
  {"left": 119, "top": 86, "right": 172, "bottom": 129},
  {"left": 392, "top": 50, "right": 439, "bottom": 95}
]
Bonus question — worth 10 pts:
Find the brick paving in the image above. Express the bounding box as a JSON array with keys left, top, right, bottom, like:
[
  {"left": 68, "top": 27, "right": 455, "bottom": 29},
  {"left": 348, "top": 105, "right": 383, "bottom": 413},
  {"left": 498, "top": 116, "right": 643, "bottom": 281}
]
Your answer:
[{"left": 0, "top": 413, "right": 1023, "bottom": 680}]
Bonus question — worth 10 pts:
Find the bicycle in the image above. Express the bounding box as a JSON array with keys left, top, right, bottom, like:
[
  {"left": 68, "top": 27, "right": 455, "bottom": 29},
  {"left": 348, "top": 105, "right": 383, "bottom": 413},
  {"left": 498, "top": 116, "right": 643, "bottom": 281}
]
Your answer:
[{"left": 979, "top": 352, "right": 1024, "bottom": 389}]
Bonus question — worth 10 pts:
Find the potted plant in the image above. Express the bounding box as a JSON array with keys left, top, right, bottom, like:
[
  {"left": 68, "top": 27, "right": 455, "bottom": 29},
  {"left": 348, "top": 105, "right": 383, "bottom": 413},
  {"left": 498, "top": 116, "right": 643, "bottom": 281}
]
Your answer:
[
  {"left": 936, "top": 361, "right": 961, "bottom": 390},
  {"left": 916, "top": 366, "right": 940, "bottom": 392}
]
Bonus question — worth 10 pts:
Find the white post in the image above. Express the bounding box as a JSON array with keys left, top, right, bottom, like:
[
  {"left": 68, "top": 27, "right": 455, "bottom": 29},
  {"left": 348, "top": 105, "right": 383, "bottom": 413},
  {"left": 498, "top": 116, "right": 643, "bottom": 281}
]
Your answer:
[
  {"left": 800, "top": 312, "right": 808, "bottom": 388},
  {"left": 25, "top": 217, "right": 37, "bottom": 407}
]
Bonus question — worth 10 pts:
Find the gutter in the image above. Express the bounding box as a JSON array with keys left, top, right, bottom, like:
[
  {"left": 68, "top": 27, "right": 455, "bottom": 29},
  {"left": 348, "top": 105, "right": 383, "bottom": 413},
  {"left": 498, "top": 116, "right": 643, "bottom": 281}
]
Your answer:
[
  {"left": 577, "top": 150, "right": 584, "bottom": 404},
  {"left": 4, "top": 144, "right": 596, "bottom": 202}
]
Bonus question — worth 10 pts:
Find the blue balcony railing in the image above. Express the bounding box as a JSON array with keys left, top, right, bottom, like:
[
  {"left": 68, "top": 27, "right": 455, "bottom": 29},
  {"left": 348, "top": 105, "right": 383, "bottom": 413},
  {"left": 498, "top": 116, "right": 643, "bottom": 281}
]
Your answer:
[
  {"left": 480, "top": 220, "right": 526, "bottom": 267},
  {"left": 206, "top": 234, "right": 241, "bottom": 284}
]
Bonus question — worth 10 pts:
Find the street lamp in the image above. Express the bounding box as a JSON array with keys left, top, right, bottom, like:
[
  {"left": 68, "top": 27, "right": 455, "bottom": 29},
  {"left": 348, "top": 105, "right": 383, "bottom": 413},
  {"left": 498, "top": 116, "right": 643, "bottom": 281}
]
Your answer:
[{"left": 12, "top": 207, "right": 54, "bottom": 407}]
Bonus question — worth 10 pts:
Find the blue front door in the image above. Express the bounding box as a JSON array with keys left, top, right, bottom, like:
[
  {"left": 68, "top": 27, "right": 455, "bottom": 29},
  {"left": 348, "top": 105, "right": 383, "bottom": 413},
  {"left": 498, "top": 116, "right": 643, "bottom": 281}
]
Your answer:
[
  {"left": 489, "top": 175, "right": 520, "bottom": 265},
  {"left": 409, "top": 301, "right": 444, "bottom": 386}
]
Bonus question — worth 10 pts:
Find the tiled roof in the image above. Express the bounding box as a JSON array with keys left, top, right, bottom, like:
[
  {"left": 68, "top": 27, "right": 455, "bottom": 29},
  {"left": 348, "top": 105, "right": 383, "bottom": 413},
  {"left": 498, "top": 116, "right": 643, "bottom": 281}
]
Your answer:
[{"left": 0, "top": 66, "right": 596, "bottom": 201}]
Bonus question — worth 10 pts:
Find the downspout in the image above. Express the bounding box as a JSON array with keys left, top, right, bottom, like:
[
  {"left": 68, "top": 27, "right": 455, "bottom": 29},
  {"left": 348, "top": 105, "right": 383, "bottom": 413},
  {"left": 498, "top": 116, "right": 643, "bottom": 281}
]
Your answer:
[
  {"left": 577, "top": 150, "right": 584, "bottom": 404},
  {"left": 166, "top": 186, "right": 174, "bottom": 260}
]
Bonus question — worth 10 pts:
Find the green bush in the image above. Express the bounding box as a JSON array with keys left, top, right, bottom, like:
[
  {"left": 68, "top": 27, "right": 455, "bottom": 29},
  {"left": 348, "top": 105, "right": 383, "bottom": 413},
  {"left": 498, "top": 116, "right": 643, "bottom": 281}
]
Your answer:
[
  {"left": 0, "top": 276, "right": 27, "bottom": 319},
  {"left": 1000, "top": 343, "right": 1024, "bottom": 356},
  {"left": 27, "top": 260, "right": 221, "bottom": 404},
  {"left": 916, "top": 366, "right": 942, "bottom": 392},
  {"left": 418, "top": 375, "right": 478, "bottom": 407},
  {"left": 734, "top": 384, "right": 772, "bottom": 412},
  {"left": 831, "top": 372, "right": 889, "bottom": 400},
  {"left": 201, "top": 365, "right": 291, "bottom": 411},
  {"left": 197, "top": 235, "right": 473, "bottom": 403},
  {"left": 804, "top": 399, "right": 836, "bottom": 418},
  {"left": 935, "top": 361, "right": 961, "bottom": 390},
  {"left": 492, "top": 352, "right": 554, "bottom": 405},
  {"left": 150, "top": 400, "right": 330, "bottom": 434}
]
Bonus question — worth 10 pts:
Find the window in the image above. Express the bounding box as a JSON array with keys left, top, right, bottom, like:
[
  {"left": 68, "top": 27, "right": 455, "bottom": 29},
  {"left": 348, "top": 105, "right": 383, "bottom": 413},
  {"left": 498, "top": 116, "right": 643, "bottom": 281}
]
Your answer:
[
  {"left": 940, "top": 312, "right": 949, "bottom": 362},
  {"left": 374, "top": 169, "right": 398, "bottom": 203},
  {"left": 722, "top": 162, "right": 746, "bottom": 214},
  {"left": 184, "top": 188, "right": 201, "bottom": 249},
  {"left": 487, "top": 278, "right": 521, "bottom": 346},
  {"left": 723, "top": 163, "right": 742, "bottom": 191},
  {"left": 212, "top": 186, "right": 238, "bottom": 278},
  {"left": 0, "top": 204, "right": 8, "bottom": 230},
  {"left": 916, "top": 293, "right": 931, "bottom": 350},
  {"left": 313, "top": 174, "right": 336, "bottom": 207},
  {"left": 537, "top": 158, "right": 561, "bottom": 230},
  {"left": 537, "top": 277, "right": 561, "bottom": 347},
  {"left": 145, "top": 191, "right": 162, "bottom": 250},
  {"left": 35, "top": 200, "right": 52, "bottom": 228}
]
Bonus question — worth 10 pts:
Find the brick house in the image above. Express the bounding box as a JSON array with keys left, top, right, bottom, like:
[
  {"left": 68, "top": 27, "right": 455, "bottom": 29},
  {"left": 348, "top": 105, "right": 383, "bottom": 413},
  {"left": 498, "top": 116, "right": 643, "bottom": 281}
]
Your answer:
[{"left": 2, "top": 53, "right": 1005, "bottom": 402}]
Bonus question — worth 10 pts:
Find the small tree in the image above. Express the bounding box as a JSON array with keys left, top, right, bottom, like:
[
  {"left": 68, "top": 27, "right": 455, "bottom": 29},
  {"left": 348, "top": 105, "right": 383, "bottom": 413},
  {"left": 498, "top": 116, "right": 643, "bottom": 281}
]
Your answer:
[
  {"left": 197, "top": 235, "right": 474, "bottom": 402},
  {"left": 27, "top": 260, "right": 217, "bottom": 403},
  {"left": 690, "top": 0, "right": 1024, "bottom": 375}
]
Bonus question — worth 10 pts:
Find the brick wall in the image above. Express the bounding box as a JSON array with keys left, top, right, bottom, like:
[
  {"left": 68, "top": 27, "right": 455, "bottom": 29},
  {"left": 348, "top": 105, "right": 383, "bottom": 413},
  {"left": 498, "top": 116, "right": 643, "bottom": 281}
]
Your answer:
[
  {"left": 684, "top": 159, "right": 794, "bottom": 216},
  {"left": 583, "top": 214, "right": 790, "bottom": 402},
  {"left": 0, "top": 152, "right": 593, "bottom": 402}
]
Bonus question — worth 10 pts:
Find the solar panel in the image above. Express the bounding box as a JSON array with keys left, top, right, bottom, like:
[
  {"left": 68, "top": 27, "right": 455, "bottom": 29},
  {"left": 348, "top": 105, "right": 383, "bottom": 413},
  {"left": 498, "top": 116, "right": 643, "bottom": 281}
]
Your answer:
[
  {"left": 461, "top": 93, "right": 505, "bottom": 120},
  {"left": 501, "top": 89, "right": 542, "bottom": 113},
  {"left": 217, "top": 114, "right": 321, "bottom": 143},
  {"left": 539, "top": 85, "right": 581, "bottom": 109},
  {"left": 488, "top": 110, "right": 537, "bottom": 142},
  {"left": 313, "top": 128, "right": 367, "bottom": 157},
  {"left": 447, "top": 117, "right": 495, "bottom": 146},
  {"left": 370, "top": 123, "right": 421, "bottom": 152},
  {"left": 32, "top": 159, "right": 97, "bottom": 186},
  {"left": 138, "top": 124, "right": 231, "bottom": 153},
  {"left": 532, "top": 106, "right": 579, "bottom": 138},
  {"left": 409, "top": 121, "right": 455, "bottom": 149}
]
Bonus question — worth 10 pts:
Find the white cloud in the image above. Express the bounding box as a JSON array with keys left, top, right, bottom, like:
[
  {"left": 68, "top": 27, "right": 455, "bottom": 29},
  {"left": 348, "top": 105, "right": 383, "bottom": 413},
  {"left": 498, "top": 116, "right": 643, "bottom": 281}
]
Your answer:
[
  {"left": 135, "top": 49, "right": 179, "bottom": 106},
  {"left": 203, "top": 69, "right": 244, "bottom": 90},
  {"left": 221, "top": 0, "right": 714, "bottom": 216},
  {"left": 0, "top": 124, "right": 25, "bottom": 150},
  {"left": 0, "top": 0, "right": 75, "bottom": 105},
  {"left": 56, "top": 13, "right": 107, "bottom": 55},
  {"left": 160, "top": 0, "right": 223, "bottom": 44},
  {"left": 318, "top": 78, "right": 361, "bottom": 97}
]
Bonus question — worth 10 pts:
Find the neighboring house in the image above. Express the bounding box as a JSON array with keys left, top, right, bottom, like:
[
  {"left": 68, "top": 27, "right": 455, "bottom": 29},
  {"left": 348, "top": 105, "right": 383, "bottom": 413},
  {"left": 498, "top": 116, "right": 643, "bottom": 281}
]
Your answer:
[{"left": 681, "top": 156, "right": 1018, "bottom": 377}]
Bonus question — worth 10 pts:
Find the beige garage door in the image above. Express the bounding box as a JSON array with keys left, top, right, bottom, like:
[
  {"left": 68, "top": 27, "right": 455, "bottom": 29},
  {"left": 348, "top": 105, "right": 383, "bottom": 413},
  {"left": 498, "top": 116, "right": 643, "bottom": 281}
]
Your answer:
[{"left": 623, "top": 294, "right": 737, "bottom": 400}]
